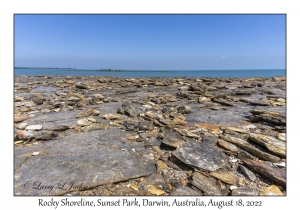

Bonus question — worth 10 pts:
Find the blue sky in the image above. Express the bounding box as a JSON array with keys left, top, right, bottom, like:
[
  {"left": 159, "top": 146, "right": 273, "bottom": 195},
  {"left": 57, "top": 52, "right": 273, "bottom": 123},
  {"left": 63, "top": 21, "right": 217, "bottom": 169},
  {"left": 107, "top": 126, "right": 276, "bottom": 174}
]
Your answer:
[{"left": 14, "top": 14, "right": 285, "bottom": 70}]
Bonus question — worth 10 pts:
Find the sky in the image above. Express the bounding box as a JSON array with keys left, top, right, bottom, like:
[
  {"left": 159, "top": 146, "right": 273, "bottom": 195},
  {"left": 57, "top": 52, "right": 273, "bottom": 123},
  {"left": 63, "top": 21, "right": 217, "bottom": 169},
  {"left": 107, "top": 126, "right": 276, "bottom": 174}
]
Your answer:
[{"left": 14, "top": 14, "right": 286, "bottom": 70}]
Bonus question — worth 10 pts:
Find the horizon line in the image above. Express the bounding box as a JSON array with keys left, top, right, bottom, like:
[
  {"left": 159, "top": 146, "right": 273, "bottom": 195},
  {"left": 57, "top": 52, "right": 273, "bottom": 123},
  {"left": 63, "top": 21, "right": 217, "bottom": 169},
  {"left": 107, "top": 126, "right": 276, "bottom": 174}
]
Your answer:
[{"left": 14, "top": 67, "right": 286, "bottom": 71}]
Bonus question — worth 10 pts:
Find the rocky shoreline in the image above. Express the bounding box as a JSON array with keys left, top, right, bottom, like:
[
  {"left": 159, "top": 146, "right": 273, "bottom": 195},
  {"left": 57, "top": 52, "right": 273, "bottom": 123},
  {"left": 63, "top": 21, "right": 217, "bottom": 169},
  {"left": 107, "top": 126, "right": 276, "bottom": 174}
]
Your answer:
[{"left": 14, "top": 75, "right": 286, "bottom": 196}]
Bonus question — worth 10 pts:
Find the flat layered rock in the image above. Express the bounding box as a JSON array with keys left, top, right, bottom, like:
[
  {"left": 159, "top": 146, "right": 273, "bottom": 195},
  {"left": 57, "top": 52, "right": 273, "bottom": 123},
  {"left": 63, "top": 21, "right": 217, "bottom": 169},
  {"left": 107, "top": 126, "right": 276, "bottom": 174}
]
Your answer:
[
  {"left": 220, "top": 135, "right": 280, "bottom": 162},
  {"left": 83, "top": 123, "right": 109, "bottom": 132},
  {"left": 242, "top": 159, "right": 286, "bottom": 187},
  {"left": 14, "top": 75, "right": 286, "bottom": 196},
  {"left": 174, "top": 128, "right": 200, "bottom": 139},
  {"left": 240, "top": 98, "right": 270, "bottom": 106},
  {"left": 249, "top": 109, "right": 286, "bottom": 118},
  {"left": 161, "top": 132, "right": 186, "bottom": 148},
  {"left": 76, "top": 108, "right": 94, "bottom": 118},
  {"left": 14, "top": 128, "right": 155, "bottom": 196},
  {"left": 23, "top": 111, "right": 80, "bottom": 124},
  {"left": 212, "top": 98, "right": 234, "bottom": 106},
  {"left": 217, "top": 139, "right": 239, "bottom": 154},
  {"left": 101, "top": 113, "right": 122, "bottom": 120},
  {"left": 190, "top": 172, "right": 222, "bottom": 195},
  {"left": 16, "top": 130, "right": 56, "bottom": 141},
  {"left": 210, "top": 170, "right": 236, "bottom": 185},
  {"left": 231, "top": 186, "right": 261, "bottom": 196},
  {"left": 172, "top": 142, "right": 228, "bottom": 171},
  {"left": 239, "top": 165, "right": 256, "bottom": 181},
  {"left": 225, "top": 127, "right": 248, "bottom": 134},
  {"left": 36, "top": 119, "right": 77, "bottom": 130},
  {"left": 249, "top": 114, "right": 286, "bottom": 125},
  {"left": 249, "top": 133, "right": 286, "bottom": 157}
]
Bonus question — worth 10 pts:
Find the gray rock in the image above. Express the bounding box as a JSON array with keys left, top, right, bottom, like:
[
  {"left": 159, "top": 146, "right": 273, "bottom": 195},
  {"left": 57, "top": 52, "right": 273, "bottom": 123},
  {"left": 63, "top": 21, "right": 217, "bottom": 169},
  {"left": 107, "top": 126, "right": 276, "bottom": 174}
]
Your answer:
[
  {"left": 190, "top": 172, "right": 222, "bottom": 196},
  {"left": 75, "top": 83, "right": 88, "bottom": 89},
  {"left": 122, "top": 101, "right": 142, "bottom": 117},
  {"left": 249, "top": 114, "right": 286, "bottom": 126},
  {"left": 123, "top": 120, "right": 139, "bottom": 130},
  {"left": 212, "top": 98, "right": 234, "bottom": 106},
  {"left": 239, "top": 165, "right": 256, "bottom": 181},
  {"left": 23, "top": 111, "right": 80, "bottom": 124},
  {"left": 162, "top": 106, "right": 171, "bottom": 114},
  {"left": 231, "top": 186, "right": 261, "bottom": 196},
  {"left": 161, "top": 132, "right": 185, "bottom": 148},
  {"left": 52, "top": 125, "right": 70, "bottom": 131},
  {"left": 177, "top": 106, "right": 192, "bottom": 114},
  {"left": 170, "top": 186, "right": 203, "bottom": 196},
  {"left": 172, "top": 142, "right": 228, "bottom": 171},
  {"left": 240, "top": 98, "right": 270, "bottom": 106},
  {"left": 14, "top": 129, "right": 155, "bottom": 196},
  {"left": 144, "top": 137, "right": 161, "bottom": 147},
  {"left": 145, "top": 173, "right": 166, "bottom": 185},
  {"left": 137, "top": 121, "right": 154, "bottom": 131},
  {"left": 237, "top": 150, "right": 256, "bottom": 160}
]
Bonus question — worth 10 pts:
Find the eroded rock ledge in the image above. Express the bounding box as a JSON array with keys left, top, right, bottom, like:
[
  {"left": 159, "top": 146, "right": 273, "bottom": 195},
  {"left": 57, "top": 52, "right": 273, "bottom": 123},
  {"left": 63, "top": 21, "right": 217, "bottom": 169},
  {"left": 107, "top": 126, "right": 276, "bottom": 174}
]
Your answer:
[{"left": 14, "top": 75, "right": 286, "bottom": 196}]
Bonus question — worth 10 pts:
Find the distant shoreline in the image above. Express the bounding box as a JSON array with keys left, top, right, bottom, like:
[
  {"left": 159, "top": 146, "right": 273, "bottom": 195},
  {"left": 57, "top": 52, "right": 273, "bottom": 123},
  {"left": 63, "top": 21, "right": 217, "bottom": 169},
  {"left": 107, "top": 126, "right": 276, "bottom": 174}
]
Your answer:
[{"left": 14, "top": 67, "right": 285, "bottom": 72}]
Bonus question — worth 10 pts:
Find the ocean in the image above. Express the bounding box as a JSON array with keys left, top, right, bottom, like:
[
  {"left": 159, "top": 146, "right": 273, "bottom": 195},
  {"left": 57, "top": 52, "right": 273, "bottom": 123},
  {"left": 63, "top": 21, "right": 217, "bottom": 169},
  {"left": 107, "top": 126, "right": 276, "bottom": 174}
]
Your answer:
[{"left": 14, "top": 68, "right": 286, "bottom": 78}]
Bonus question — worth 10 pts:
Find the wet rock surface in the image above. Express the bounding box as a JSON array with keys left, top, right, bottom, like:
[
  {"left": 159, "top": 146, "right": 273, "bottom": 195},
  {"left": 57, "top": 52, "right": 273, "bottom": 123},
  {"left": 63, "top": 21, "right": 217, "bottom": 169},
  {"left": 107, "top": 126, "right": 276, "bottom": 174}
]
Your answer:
[{"left": 14, "top": 75, "right": 286, "bottom": 196}]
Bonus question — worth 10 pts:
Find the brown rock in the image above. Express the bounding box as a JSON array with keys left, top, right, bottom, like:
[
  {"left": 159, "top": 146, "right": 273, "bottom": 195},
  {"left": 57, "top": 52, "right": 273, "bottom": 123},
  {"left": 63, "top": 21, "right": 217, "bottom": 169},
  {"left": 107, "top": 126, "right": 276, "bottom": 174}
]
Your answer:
[
  {"left": 101, "top": 113, "right": 122, "bottom": 120},
  {"left": 83, "top": 123, "right": 109, "bottom": 132},
  {"left": 242, "top": 159, "right": 286, "bottom": 187},
  {"left": 161, "top": 132, "right": 186, "bottom": 148},
  {"left": 249, "top": 133, "right": 286, "bottom": 157},
  {"left": 195, "top": 123, "right": 220, "bottom": 133},
  {"left": 217, "top": 139, "right": 239, "bottom": 154},
  {"left": 259, "top": 185, "right": 284, "bottom": 196},
  {"left": 76, "top": 108, "right": 94, "bottom": 118},
  {"left": 172, "top": 118, "right": 187, "bottom": 125},
  {"left": 174, "top": 128, "right": 200, "bottom": 139},
  {"left": 156, "top": 160, "right": 168, "bottom": 171},
  {"left": 14, "top": 114, "right": 30, "bottom": 123},
  {"left": 210, "top": 170, "right": 236, "bottom": 185},
  {"left": 220, "top": 135, "right": 280, "bottom": 162},
  {"left": 249, "top": 109, "right": 285, "bottom": 118},
  {"left": 190, "top": 172, "right": 222, "bottom": 195},
  {"left": 177, "top": 106, "right": 192, "bottom": 114}
]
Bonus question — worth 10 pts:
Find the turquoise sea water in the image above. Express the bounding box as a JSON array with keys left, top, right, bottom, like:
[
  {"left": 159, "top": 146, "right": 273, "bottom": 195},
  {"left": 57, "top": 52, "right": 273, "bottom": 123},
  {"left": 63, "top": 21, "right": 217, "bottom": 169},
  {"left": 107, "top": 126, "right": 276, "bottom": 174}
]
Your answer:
[{"left": 14, "top": 68, "right": 286, "bottom": 78}]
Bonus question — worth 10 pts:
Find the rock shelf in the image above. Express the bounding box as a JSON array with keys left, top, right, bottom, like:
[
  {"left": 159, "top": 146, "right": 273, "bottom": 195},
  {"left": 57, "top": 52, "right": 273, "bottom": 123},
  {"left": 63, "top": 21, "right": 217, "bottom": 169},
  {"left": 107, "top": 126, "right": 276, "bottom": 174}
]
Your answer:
[{"left": 14, "top": 75, "right": 286, "bottom": 196}]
